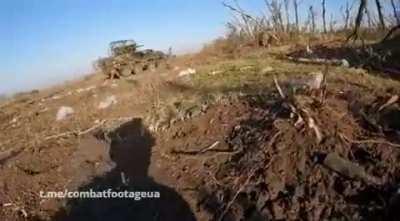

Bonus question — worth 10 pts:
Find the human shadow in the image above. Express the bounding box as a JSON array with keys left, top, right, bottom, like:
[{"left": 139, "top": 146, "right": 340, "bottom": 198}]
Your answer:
[{"left": 53, "top": 118, "right": 196, "bottom": 221}]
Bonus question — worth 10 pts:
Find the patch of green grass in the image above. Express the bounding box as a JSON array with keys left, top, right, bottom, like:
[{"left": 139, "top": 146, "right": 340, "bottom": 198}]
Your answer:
[
  {"left": 189, "top": 54, "right": 400, "bottom": 101},
  {"left": 191, "top": 57, "right": 324, "bottom": 93}
]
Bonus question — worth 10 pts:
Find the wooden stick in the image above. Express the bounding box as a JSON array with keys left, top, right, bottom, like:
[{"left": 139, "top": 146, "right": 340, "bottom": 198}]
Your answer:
[
  {"left": 0, "top": 148, "right": 23, "bottom": 163},
  {"left": 44, "top": 120, "right": 106, "bottom": 141},
  {"left": 171, "top": 141, "right": 225, "bottom": 155},
  {"left": 287, "top": 56, "right": 344, "bottom": 66},
  {"left": 273, "top": 75, "right": 285, "bottom": 99},
  {"left": 218, "top": 168, "right": 257, "bottom": 221}
]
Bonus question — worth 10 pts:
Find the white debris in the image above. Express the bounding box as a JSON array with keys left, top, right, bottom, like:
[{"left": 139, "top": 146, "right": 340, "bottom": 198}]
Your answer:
[
  {"left": 110, "top": 83, "right": 118, "bottom": 88},
  {"left": 51, "top": 95, "right": 63, "bottom": 100},
  {"left": 10, "top": 117, "right": 18, "bottom": 124},
  {"left": 178, "top": 68, "right": 196, "bottom": 77},
  {"left": 261, "top": 66, "right": 274, "bottom": 74},
  {"left": 209, "top": 70, "right": 223, "bottom": 75},
  {"left": 240, "top": 66, "right": 253, "bottom": 71},
  {"left": 341, "top": 59, "right": 350, "bottom": 68},
  {"left": 2, "top": 203, "right": 13, "bottom": 207},
  {"left": 56, "top": 106, "right": 74, "bottom": 121},
  {"left": 98, "top": 95, "right": 117, "bottom": 109},
  {"left": 306, "top": 45, "right": 313, "bottom": 55},
  {"left": 76, "top": 85, "right": 96, "bottom": 93},
  {"left": 307, "top": 71, "right": 324, "bottom": 90}
]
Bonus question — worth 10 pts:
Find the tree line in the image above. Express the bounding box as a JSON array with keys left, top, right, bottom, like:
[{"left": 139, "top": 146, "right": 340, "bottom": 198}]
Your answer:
[{"left": 222, "top": 0, "right": 400, "bottom": 44}]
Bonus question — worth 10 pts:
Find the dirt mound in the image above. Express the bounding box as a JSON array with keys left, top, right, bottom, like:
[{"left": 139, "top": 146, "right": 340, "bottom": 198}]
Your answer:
[{"left": 164, "top": 84, "right": 400, "bottom": 220}]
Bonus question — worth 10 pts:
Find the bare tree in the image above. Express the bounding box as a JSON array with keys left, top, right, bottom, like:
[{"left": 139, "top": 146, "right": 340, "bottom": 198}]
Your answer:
[
  {"left": 293, "top": 0, "right": 300, "bottom": 31},
  {"left": 381, "top": 24, "right": 400, "bottom": 42},
  {"left": 265, "top": 0, "right": 284, "bottom": 32},
  {"left": 391, "top": 0, "right": 400, "bottom": 25},
  {"left": 329, "top": 13, "right": 336, "bottom": 32},
  {"left": 284, "top": 0, "right": 291, "bottom": 31},
  {"left": 222, "top": 0, "right": 260, "bottom": 40},
  {"left": 347, "top": 0, "right": 367, "bottom": 41},
  {"left": 375, "top": 0, "right": 386, "bottom": 30},
  {"left": 322, "top": 0, "right": 327, "bottom": 33},
  {"left": 366, "top": 7, "right": 374, "bottom": 29},
  {"left": 341, "top": 1, "right": 352, "bottom": 30},
  {"left": 308, "top": 6, "right": 316, "bottom": 33}
]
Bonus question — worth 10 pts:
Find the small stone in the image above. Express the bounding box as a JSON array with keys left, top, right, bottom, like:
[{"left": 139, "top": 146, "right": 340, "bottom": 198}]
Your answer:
[
  {"left": 341, "top": 59, "right": 350, "bottom": 68},
  {"left": 98, "top": 95, "right": 117, "bottom": 109},
  {"left": 178, "top": 68, "right": 196, "bottom": 77},
  {"left": 209, "top": 70, "right": 223, "bottom": 75},
  {"left": 10, "top": 117, "right": 18, "bottom": 124},
  {"left": 56, "top": 106, "right": 74, "bottom": 121},
  {"left": 307, "top": 71, "right": 324, "bottom": 90}
]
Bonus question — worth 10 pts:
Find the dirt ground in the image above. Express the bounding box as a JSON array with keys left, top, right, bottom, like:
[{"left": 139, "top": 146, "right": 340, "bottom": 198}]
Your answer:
[{"left": 1, "top": 42, "right": 400, "bottom": 221}]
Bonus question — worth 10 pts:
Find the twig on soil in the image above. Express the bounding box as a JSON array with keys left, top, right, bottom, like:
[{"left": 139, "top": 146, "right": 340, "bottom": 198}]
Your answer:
[
  {"left": 287, "top": 56, "right": 346, "bottom": 66},
  {"left": 273, "top": 75, "right": 286, "bottom": 99},
  {"left": 19, "top": 208, "right": 28, "bottom": 218},
  {"left": 266, "top": 131, "right": 282, "bottom": 150},
  {"left": 273, "top": 76, "right": 299, "bottom": 115},
  {"left": 171, "top": 141, "right": 228, "bottom": 155},
  {"left": 381, "top": 24, "right": 400, "bottom": 42},
  {"left": 206, "top": 170, "right": 224, "bottom": 187},
  {"left": 274, "top": 76, "right": 324, "bottom": 143},
  {"left": 199, "top": 141, "right": 221, "bottom": 153},
  {"left": 308, "top": 117, "right": 323, "bottom": 144},
  {"left": 2, "top": 202, "right": 28, "bottom": 218},
  {"left": 0, "top": 147, "right": 23, "bottom": 164},
  {"left": 378, "top": 95, "right": 399, "bottom": 112},
  {"left": 44, "top": 131, "right": 76, "bottom": 141},
  {"left": 44, "top": 120, "right": 107, "bottom": 141},
  {"left": 218, "top": 168, "right": 258, "bottom": 221},
  {"left": 340, "top": 133, "right": 400, "bottom": 148},
  {"left": 319, "top": 65, "right": 329, "bottom": 104},
  {"left": 218, "top": 156, "right": 275, "bottom": 221}
]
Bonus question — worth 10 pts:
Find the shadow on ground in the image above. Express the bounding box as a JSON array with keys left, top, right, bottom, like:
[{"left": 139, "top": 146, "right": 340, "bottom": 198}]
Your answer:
[{"left": 53, "top": 118, "right": 196, "bottom": 221}]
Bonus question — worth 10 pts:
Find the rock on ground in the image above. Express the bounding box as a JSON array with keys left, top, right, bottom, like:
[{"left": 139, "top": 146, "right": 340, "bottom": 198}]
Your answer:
[
  {"left": 56, "top": 106, "right": 74, "bottom": 121},
  {"left": 98, "top": 95, "right": 117, "bottom": 109},
  {"left": 178, "top": 68, "right": 196, "bottom": 77}
]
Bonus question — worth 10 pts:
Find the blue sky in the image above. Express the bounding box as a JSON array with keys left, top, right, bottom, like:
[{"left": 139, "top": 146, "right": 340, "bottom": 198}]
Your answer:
[{"left": 1, "top": 0, "right": 351, "bottom": 95}]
